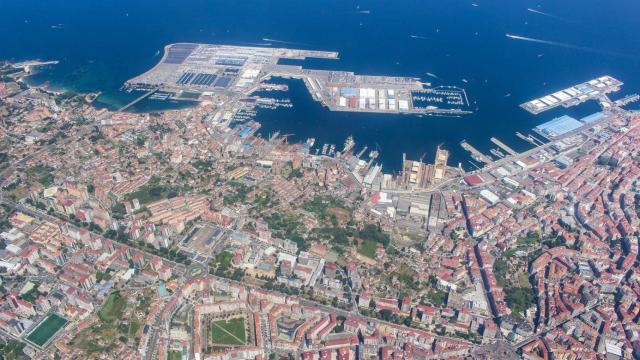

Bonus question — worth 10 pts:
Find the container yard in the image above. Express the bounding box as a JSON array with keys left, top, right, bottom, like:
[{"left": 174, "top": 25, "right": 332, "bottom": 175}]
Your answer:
[
  {"left": 126, "top": 43, "right": 471, "bottom": 116},
  {"left": 520, "top": 76, "right": 622, "bottom": 114}
]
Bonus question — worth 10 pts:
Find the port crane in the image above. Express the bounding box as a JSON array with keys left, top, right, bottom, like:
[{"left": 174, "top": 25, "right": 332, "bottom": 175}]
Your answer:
[{"left": 280, "top": 134, "right": 295, "bottom": 144}]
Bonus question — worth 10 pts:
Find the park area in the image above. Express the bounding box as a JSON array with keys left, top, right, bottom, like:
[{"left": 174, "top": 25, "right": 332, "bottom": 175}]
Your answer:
[
  {"left": 69, "top": 289, "right": 151, "bottom": 355},
  {"left": 358, "top": 239, "right": 378, "bottom": 259},
  {"left": 210, "top": 318, "right": 246, "bottom": 345},
  {"left": 25, "top": 314, "right": 68, "bottom": 348},
  {"left": 99, "top": 291, "right": 127, "bottom": 323}
]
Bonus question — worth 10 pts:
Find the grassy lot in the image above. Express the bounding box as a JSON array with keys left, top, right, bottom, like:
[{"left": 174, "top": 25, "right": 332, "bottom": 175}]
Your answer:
[
  {"left": 424, "top": 288, "right": 448, "bottom": 307},
  {"left": 302, "top": 195, "right": 348, "bottom": 221},
  {"left": 70, "top": 290, "right": 148, "bottom": 355},
  {"left": 358, "top": 240, "right": 377, "bottom": 259},
  {"left": 99, "top": 291, "right": 127, "bottom": 324},
  {"left": 325, "top": 207, "right": 351, "bottom": 224},
  {"left": 210, "top": 318, "right": 246, "bottom": 345},
  {"left": 517, "top": 272, "right": 532, "bottom": 288},
  {"left": 386, "top": 264, "right": 420, "bottom": 294},
  {"left": 70, "top": 325, "right": 113, "bottom": 354},
  {"left": 128, "top": 318, "right": 141, "bottom": 338},
  {"left": 25, "top": 314, "right": 68, "bottom": 347},
  {"left": 168, "top": 350, "right": 182, "bottom": 360},
  {"left": 505, "top": 287, "right": 535, "bottom": 321},
  {"left": 125, "top": 184, "right": 180, "bottom": 205},
  {"left": 0, "top": 339, "right": 25, "bottom": 360},
  {"left": 25, "top": 164, "right": 54, "bottom": 187}
]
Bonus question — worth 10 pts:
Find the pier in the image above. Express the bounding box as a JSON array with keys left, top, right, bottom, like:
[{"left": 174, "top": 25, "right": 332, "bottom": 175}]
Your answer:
[
  {"left": 10, "top": 60, "right": 60, "bottom": 74},
  {"left": 529, "top": 133, "right": 546, "bottom": 146},
  {"left": 490, "top": 137, "right": 518, "bottom": 156},
  {"left": 117, "top": 88, "right": 158, "bottom": 112},
  {"left": 97, "top": 88, "right": 159, "bottom": 126},
  {"left": 490, "top": 149, "right": 505, "bottom": 158},
  {"left": 516, "top": 132, "right": 543, "bottom": 146},
  {"left": 614, "top": 94, "right": 639, "bottom": 107},
  {"left": 12, "top": 60, "right": 59, "bottom": 68},
  {"left": 520, "top": 76, "right": 622, "bottom": 115},
  {"left": 460, "top": 140, "right": 493, "bottom": 165}
]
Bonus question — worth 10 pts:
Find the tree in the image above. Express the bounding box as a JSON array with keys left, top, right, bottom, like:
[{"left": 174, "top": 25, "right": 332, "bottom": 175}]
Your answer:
[
  {"left": 136, "top": 135, "right": 146, "bottom": 147},
  {"left": 505, "top": 287, "right": 534, "bottom": 320},
  {"left": 403, "top": 316, "right": 412, "bottom": 327},
  {"left": 359, "top": 223, "right": 390, "bottom": 248},
  {"left": 111, "top": 203, "right": 126, "bottom": 219},
  {"left": 379, "top": 309, "right": 393, "bottom": 321}
]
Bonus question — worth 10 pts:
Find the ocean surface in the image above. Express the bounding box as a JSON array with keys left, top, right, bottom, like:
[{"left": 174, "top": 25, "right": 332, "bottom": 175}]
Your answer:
[{"left": 2, "top": 0, "right": 640, "bottom": 171}]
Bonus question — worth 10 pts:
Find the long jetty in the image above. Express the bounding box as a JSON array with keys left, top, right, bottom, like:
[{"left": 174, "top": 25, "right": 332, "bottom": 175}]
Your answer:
[
  {"left": 460, "top": 140, "right": 493, "bottom": 165},
  {"left": 117, "top": 88, "right": 158, "bottom": 112},
  {"left": 490, "top": 137, "right": 518, "bottom": 156}
]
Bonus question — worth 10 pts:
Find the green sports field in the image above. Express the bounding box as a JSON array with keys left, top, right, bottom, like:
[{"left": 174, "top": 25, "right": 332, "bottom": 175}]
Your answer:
[
  {"left": 25, "top": 314, "right": 68, "bottom": 348},
  {"left": 210, "top": 318, "right": 246, "bottom": 345}
]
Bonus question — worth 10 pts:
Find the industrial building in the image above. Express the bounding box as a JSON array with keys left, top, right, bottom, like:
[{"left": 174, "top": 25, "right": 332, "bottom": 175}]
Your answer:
[
  {"left": 400, "top": 146, "right": 450, "bottom": 189},
  {"left": 534, "top": 115, "right": 583, "bottom": 139}
]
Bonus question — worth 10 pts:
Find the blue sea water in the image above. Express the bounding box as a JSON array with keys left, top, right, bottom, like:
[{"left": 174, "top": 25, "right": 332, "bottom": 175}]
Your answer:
[{"left": 2, "top": 0, "right": 640, "bottom": 171}]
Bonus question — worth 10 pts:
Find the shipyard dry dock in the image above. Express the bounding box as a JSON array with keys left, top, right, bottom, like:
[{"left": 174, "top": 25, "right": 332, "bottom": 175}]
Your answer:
[{"left": 126, "top": 43, "right": 471, "bottom": 116}]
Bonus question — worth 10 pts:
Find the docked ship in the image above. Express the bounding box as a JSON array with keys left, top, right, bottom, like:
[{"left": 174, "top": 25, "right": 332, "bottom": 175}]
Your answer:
[
  {"left": 343, "top": 135, "right": 355, "bottom": 153},
  {"left": 321, "top": 144, "right": 329, "bottom": 155},
  {"left": 302, "top": 138, "right": 315, "bottom": 154}
]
